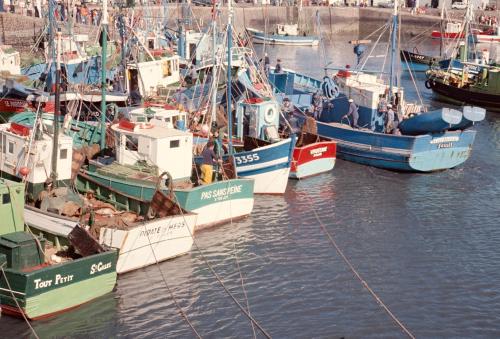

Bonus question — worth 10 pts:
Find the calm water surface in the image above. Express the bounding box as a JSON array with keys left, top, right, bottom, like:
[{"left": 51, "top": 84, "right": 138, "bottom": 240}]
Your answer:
[{"left": 2, "top": 37, "right": 500, "bottom": 338}]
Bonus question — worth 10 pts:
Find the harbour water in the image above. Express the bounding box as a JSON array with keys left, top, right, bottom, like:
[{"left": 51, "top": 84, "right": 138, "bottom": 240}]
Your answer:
[{"left": 2, "top": 37, "right": 500, "bottom": 338}]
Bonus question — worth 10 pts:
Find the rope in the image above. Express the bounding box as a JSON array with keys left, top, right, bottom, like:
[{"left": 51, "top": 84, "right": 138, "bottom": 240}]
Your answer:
[
  {"left": 308, "top": 207, "right": 415, "bottom": 339},
  {"left": 0, "top": 263, "right": 40, "bottom": 339},
  {"left": 142, "top": 220, "right": 202, "bottom": 338},
  {"left": 172, "top": 187, "right": 272, "bottom": 339}
]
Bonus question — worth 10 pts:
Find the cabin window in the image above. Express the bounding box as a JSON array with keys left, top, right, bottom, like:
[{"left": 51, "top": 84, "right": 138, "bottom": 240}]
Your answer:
[
  {"left": 170, "top": 140, "right": 179, "bottom": 148},
  {"left": 125, "top": 135, "right": 138, "bottom": 151},
  {"left": 8, "top": 141, "right": 14, "bottom": 154},
  {"left": 60, "top": 149, "right": 68, "bottom": 159},
  {"left": 2, "top": 193, "right": 10, "bottom": 204}
]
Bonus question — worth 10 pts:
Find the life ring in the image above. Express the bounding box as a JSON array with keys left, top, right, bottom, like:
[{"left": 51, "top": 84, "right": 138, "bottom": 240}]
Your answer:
[
  {"left": 424, "top": 80, "right": 432, "bottom": 89},
  {"left": 264, "top": 106, "right": 277, "bottom": 124}
]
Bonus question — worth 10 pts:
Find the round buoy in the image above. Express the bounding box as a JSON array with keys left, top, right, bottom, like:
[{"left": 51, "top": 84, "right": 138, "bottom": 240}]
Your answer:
[{"left": 19, "top": 167, "right": 30, "bottom": 177}]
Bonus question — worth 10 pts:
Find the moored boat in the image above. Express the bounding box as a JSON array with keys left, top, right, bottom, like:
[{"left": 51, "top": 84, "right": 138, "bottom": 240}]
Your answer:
[
  {"left": 0, "top": 179, "right": 118, "bottom": 320},
  {"left": 289, "top": 131, "right": 336, "bottom": 179},
  {"left": 246, "top": 26, "right": 320, "bottom": 46}
]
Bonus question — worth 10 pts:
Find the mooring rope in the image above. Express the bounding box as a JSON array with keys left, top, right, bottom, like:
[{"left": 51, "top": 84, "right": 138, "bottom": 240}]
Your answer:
[
  {"left": 143, "top": 223, "right": 202, "bottom": 338},
  {"left": 0, "top": 263, "right": 40, "bottom": 339},
  {"left": 173, "top": 186, "right": 273, "bottom": 339},
  {"left": 308, "top": 206, "right": 416, "bottom": 339}
]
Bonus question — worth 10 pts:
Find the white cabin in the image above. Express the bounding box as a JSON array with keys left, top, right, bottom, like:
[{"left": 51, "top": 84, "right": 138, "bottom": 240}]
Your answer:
[
  {"left": 276, "top": 24, "right": 300, "bottom": 37},
  {"left": 127, "top": 55, "right": 180, "bottom": 97},
  {"left": 111, "top": 120, "right": 193, "bottom": 181},
  {"left": 0, "top": 122, "right": 73, "bottom": 185},
  {"left": 126, "top": 106, "right": 188, "bottom": 130}
]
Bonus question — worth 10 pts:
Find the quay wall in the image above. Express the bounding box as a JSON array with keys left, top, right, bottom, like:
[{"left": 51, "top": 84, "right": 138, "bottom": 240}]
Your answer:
[{"left": 0, "top": 7, "right": 447, "bottom": 52}]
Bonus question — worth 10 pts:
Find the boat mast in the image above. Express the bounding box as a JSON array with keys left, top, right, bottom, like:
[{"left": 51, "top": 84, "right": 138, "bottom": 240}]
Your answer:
[
  {"left": 50, "top": 29, "right": 62, "bottom": 186},
  {"left": 210, "top": 1, "right": 218, "bottom": 131},
  {"left": 100, "top": 0, "right": 109, "bottom": 151},
  {"left": 439, "top": 0, "right": 445, "bottom": 58},
  {"left": 227, "top": 0, "right": 233, "bottom": 154},
  {"left": 388, "top": 0, "right": 398, "bottom": 104}
]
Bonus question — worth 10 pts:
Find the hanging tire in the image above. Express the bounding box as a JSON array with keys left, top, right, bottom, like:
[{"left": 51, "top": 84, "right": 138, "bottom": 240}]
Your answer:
[{"left": 425, "top": 80, "right": 432, "bottom": 89}]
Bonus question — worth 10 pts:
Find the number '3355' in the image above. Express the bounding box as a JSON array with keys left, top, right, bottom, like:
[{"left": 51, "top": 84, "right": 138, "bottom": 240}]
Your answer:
[{"left": 235, "top": 154, "right": 260, "bottom": 164}]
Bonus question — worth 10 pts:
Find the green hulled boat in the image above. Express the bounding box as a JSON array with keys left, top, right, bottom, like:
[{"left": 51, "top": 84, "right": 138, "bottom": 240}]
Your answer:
[{"left": 0, "top": 179, "right": 118, "bottom": 320}]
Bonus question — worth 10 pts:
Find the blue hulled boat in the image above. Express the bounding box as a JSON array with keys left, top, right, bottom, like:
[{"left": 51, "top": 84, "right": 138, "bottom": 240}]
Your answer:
[{"left": 255, "top": 0, "right": 484, "bottom": 172}]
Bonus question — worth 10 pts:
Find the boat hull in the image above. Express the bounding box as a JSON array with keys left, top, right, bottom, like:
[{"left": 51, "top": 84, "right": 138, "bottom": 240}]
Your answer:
[
  {"left": 233, "top": 138, "right": 294, "bottom": 194},
  {"left": 23, "top": 207, "right": 198, "bottom": 274},
  {"left": 76, "top": 172, "right": 255, "bottom": 230},
  {"left": 316, "top": 122, "right": 476, "bottom": 172},
  {"left": 290, "top": 141, "right": 336, "bottom": 179},
  {"left": 0, "top": 250, "right": 117, "bottom": 320},
  {"left": 427, "top": 77, "right": 500, "bottom": 111},
  {"left": 400, "top": 50, "right": 435, "bottom": 72},
  {"left": 246, "top": 28, "right": 319, "bottom": 46}
]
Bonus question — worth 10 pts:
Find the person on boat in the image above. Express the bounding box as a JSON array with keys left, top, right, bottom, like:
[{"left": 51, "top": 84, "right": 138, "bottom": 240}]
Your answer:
[
  {"left": 188, "top": 65, "right": 198, "bottom": 85},
  {"left": 36, "top": 178, "right": 55, "bottom": 208},
  {"left": 385, "top": 104, "right": 395, "bottom": 134},
  {"left": 377, "top": 94, "right": 388, "bottom": 114},
  {"left": 343, "top": 99, "right": 359, "bottom": 128},
  {"left": 264, "top": 53, "right": 270, "bottom": 75},
  {"left": 200, "top": 141, "right": 220, "bottom": 185},
  {"left": 275, "top": 59, "right": 283, "bottom": 74}
]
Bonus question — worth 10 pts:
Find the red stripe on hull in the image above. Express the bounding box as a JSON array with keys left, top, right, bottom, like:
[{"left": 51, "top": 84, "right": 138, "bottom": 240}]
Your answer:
[
  {"left": 0, "top": 98, "right": 27, "bottom": 113},
  {"left": 291, "top": 141, "right": 337, "bottom": 172}
]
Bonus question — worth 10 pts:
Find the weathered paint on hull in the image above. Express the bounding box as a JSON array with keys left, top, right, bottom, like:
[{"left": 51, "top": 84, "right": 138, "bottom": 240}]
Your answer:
[{"left": 0, "top": 251, "right": 117, "bottom": 320}]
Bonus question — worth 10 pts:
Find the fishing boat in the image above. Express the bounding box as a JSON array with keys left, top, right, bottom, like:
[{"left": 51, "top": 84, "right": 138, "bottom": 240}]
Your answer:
[
  {"left": 246, "top": 25, "right": 320, "bottom": 46},
  {"left": 0, "top": 115, "right": 201, "bottom": 274},
  {"left": 425, "top": 5, "right": 500, "bottom": 111},
  {"left": 267, "top": 1, "right": 483, "bottom": 172},
  {"left": 0, "top": 179, "right": 118, "bottom": 320},
  {"left": 289, "top": 130, "right": 336, "bottom": 179},
  {"left": 75, "top": 119, "right": 254, "bottom": 230},
  {"left": 425, "top": 67, "right": 500, "bottom": 111},
  {"left": 399, "top": 49, "right": 437, "bottom": 72}
]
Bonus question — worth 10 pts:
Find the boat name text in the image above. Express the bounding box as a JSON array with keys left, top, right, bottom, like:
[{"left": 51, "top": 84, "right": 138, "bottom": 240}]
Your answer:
[
  {"left": 139, "top": 222, "right": 186, "bottom": 237},
  {"left": 34, "top": 274, "right": 74, "bottom": 290},
  {"left": 201, "top": 185, "right": 243, "bottom": 202},
  {"left": 430, "top": 136, "right": 459, "bottom": 144},
  {"left": 310, "top": 147, "right": 328, "bottom": 157},
  {"left": 90, "top": 261, "right": 112, "bottom": 274}
]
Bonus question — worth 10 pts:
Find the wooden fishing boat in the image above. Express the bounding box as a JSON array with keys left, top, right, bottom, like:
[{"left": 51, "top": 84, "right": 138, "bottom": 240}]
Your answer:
[
  {"left": 0, "top": 119, "right": 199, "bottom": 274},
  {"left": 76, "top": 120, "right": 255, "bottom": 230},
  {"left": 0, "top": 179, "right": 118, "bottom": 320}
]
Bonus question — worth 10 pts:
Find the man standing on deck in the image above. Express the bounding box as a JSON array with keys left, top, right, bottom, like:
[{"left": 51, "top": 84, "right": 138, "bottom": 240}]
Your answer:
[
  {"left": 200, "top": 141, "right": 220, "bottom": 185},
  {"left": 275, "top": 59, "right": 283, "bottom": 73},
  {"left": 386, "top": 104, "right": 395, "bottom": 134},
  {"left": 343, "top": 98, "right": 359, "bottom": 128}
]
